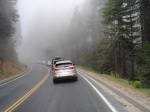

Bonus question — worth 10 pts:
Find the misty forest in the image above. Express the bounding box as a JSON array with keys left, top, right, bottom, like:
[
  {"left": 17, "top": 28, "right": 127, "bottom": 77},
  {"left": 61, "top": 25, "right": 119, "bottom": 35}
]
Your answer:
[{"left": 0, "top": 0, "right": 150, "bottom": 88}]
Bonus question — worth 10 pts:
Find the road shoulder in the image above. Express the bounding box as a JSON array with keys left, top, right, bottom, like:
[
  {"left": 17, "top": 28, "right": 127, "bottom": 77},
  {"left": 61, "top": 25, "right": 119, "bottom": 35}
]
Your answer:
[
  {"left": 0, "top": 66, "right": 30, "bottom": 85},
  {"left": 77, "top": 68, "right": 150, "bottom": 112}
]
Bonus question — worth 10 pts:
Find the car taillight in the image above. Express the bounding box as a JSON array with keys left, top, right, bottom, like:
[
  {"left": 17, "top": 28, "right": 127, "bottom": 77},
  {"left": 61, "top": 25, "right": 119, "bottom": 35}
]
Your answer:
[
  {"left": 71, "top": 73, "right": 75, "bottom": 76},
  {"left": 54, "top": 75, "right": 59, "bottom": 78},
  {"left": 70, "top": 66, "right": 74, "bottom": 69},
  {"left": 54, "top": 68, "right": 59, "bottom": 71}
]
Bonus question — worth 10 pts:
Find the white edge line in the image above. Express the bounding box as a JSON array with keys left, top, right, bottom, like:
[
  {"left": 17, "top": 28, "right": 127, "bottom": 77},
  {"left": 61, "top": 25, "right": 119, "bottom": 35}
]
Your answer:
[
  {"left": 0, "top": 66, "right": 32, "bottom": 87},
  {"left": 78, "top": 72, "right": 118, "bottom": 112}
]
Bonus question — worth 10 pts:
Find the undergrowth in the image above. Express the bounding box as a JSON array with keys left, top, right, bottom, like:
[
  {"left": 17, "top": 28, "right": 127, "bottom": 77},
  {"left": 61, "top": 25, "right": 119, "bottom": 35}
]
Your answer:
[{"left": 77, "top": 66, "right": 150, "bottom": 96}]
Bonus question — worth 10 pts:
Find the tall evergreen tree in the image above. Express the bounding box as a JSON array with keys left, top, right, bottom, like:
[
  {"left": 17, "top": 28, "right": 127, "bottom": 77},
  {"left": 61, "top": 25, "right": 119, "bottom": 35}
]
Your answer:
[
  {"left": 0, "top": 0, "right": 19, "bottom": 61},
  {"left": 102, "top": 0, "right": 140, "bottom": 80},
  {"left": 68, "top": 6, "right": 85, "bottom": 63},
  {"left": 140, "top": 0, "right": 150, "bottom": 42}
]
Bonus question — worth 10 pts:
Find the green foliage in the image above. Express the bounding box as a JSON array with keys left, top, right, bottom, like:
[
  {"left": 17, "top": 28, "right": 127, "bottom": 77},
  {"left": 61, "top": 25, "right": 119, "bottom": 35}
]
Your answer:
[
  {"left": 140, "top": 0, "right": 150, "bottom": 42},
  {"left": 79, "top": 65, "right": 150, "bottom": 96},
  {"left": 77, "top": 65, "right": 99, "bottom": 74},
  {"left": 0, "top": 0, "right": 18, "bottom": 38},
  {"left": 0, "top": 0, "right": 19, "bottom": 61},
  {"left": 133, "top": 81, "right": 142, "bottom": 89},
  {"left": 136, "top": 43, "right": 150, "bottom": 88},
  {"left": 66, "top": 6, "right": 87, "bottom": 64},
  {"left": 128, "top": 80, "right": 134, "bottom": 85},
  {"left": 102, "top": 0, "right": 141, "bottom": 80},
  {"left": 0, "top": 70, "right": 3, "bottom": 75},
  {"left": 100, "top": 0, "right": 150, "bottom": 88},
  {"left": 135, "top": 66, "right": 146, "bottom": 80},
  {"left": 83, "top": 37, "right": 115, "bottom": 74}
]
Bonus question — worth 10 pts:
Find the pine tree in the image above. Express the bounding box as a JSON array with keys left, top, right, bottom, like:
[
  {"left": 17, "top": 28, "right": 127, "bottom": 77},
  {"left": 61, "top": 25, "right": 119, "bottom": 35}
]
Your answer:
[
  {"left": 0, "top": 0, "right": 19, "bottom": 61},
  {"left": 140, "top": 0, "right": 150, "bottom": 42},
  {"left": 68, "top": 6, "right": 85, "bottom": 63},
  {"left": 102, "top": 0, "right": 140, "bottom": 80}
]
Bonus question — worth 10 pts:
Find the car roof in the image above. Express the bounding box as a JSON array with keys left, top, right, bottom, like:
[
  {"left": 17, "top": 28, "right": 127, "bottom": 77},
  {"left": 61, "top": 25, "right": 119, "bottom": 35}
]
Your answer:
[
  {"left": 55, "top": 56, "right": 60, "bottom": 58},
  {"left": 55, "top": 60, "right": 72, "bottom": 64},
  {"left": 52, "top": 58, "right": 63, "bottom": 62},
  {"left": 52, "top": 58, "right": 63, "bottom": 61}
]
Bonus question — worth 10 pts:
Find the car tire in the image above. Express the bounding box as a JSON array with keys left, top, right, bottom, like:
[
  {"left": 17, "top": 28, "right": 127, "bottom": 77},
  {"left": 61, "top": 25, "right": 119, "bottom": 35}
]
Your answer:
[
  {"left": 74, "top": 77, "right": 78, "bottom": 81},
  {"left": 53, "top": 79, "right": 57, "bottom": 83}
]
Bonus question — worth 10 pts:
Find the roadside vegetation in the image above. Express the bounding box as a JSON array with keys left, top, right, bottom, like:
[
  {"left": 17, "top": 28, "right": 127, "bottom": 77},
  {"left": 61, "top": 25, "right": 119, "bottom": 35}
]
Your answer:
[
  {"left": 77, "top": 66, "right": 150, "bottom": 97},
  {"left": 52, "top": 0, "right": 150, "bottom": 90},
  {"left": 0, "top": 59, "right": 27, "bottom": 81},
  {"left": 0, "top": 0, "right": 23, "bottom": 80},
  {"left": 0, "top": 0, "right": 150, "bottom": 91}
]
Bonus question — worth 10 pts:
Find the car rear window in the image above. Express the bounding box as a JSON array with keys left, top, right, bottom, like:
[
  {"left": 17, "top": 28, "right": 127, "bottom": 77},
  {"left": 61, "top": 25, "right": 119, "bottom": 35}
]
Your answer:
[
  {"left": 53, "top": 60, "right": 58, "bottom": 64},
  {"left": 53, "top": 59, "right": 63, "bottom": 64},
  {"left": 56, "top": 63, "right": 72, "bottom": 68}
]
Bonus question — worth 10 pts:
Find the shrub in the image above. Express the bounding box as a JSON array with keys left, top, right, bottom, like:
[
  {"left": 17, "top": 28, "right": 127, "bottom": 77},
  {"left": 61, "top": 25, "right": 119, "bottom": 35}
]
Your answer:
[
  {"left": 133, "top": 81, "right": 142, "bottom": 89},
  {"left": 128, "top": 81, "right": 134, "bottom": 85}
]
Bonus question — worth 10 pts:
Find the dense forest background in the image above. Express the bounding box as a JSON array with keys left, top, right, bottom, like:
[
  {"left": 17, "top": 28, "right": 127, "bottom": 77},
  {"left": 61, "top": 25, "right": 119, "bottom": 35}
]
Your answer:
[
  {"left": 52, "top": 0, "right": 150, "bottom": 88},
  {"left": 0, "top": 0, "right": 21, "bottom": 62},
  {"left": 0, "top": 0, "right": 150, "bottom": 88}
]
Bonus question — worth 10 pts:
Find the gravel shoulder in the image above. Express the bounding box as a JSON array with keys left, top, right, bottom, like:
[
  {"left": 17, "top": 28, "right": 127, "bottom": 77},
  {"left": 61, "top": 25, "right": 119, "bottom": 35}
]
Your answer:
[{"left": 77, "top": 68, "right": 150, "bottom": 112}]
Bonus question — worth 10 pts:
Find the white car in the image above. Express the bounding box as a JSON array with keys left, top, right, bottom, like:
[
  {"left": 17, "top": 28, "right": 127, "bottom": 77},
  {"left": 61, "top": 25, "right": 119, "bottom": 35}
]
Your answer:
[
  {"left": 47, "top": 61, "right": 51, "bottom": 66},
  {"left": 53, "top": 60, "right": 78, "bottom": 83}
]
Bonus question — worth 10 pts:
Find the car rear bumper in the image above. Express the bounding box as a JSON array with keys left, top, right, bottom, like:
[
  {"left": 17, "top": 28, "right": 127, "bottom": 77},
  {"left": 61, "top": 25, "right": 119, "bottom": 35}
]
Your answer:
[{"left": 53, "top": 75, "right": 77, "bottom": 81}]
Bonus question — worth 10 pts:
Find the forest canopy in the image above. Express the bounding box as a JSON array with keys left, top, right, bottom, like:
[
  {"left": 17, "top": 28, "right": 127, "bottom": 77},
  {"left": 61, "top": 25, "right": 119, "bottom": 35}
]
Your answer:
[
  {"left": 0, "top": 0, "right": 20, "bottom": 61},
  {"left": 0, "top": 0, "right": 150, "bottom": 88},
  {"left": 51, "top": 0, "right": 150, "bottom": 88}
]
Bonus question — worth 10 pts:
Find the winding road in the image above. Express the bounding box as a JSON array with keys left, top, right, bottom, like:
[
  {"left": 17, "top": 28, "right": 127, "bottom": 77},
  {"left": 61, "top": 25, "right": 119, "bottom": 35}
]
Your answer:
[{"left": 0, "top": 63, "right": 130, "bottom": 112}]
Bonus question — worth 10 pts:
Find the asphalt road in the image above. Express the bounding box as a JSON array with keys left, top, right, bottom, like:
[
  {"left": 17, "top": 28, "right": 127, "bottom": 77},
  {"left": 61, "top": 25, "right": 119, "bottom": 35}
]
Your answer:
[{"left": 0, "top": 63, "right": 129, "bottom": 112}]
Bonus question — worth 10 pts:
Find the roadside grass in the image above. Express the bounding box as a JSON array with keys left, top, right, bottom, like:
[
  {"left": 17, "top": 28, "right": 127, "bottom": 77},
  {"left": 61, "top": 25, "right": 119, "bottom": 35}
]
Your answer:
[
  {"left": 77, "top": 66, "right": 150, "bottom": 97},
  {"left": 0, "top": 61, "right": 28, "bottom": 81},
  {"left": 17, "top": 62, "right": 28, "bottom": 72},
  {"left": 0, "top": 70, "right": 3, "bottom": 74}
]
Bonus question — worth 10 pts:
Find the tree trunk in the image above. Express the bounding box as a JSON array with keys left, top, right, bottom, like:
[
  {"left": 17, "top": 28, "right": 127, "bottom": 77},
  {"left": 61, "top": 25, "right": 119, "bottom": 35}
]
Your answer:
[
  {"left": 118, "top": 42, "right": 121, "bottom": 75},
  {"left": 122, "top": 42, "right": 127, "bottom": 78},
  {"left": 142, "top": 0, "right": 150, "bottom": 42}
]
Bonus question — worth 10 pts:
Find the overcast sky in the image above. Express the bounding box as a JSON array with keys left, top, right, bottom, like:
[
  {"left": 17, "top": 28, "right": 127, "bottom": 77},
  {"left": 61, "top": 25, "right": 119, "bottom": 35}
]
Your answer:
[
  {"left": 16, "top": 0, "right": 85, "bottom": 61},
  {"left": 17, "top": 0, "right": 85, "bottom": 37}
]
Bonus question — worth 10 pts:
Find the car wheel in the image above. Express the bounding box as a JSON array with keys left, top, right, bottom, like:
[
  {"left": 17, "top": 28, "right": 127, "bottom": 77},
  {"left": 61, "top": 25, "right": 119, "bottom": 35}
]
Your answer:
[
  {"left": 74, "top": 77, "right": 78, "bottom": 81},
  {"left": 53, "top": 79, "right": 57, "bottom": 83}
]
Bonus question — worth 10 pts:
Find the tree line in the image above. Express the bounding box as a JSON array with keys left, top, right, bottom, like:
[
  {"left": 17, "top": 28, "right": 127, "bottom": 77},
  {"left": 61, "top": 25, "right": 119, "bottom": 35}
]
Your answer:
[
  {"left": 53, "top": 0, "right": 150, "bottom": 88},
  {"left": 0, "top": 0, "right": 20, "bottom": 62},
  {"left": 101, "top": 0, "right": 150, "bottom": 88}
]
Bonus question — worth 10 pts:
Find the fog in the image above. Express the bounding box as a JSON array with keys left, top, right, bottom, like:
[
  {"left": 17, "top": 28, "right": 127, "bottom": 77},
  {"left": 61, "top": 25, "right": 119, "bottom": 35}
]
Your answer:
[{"left": 17, "top": 0, "right": 85, "bottom": 62}]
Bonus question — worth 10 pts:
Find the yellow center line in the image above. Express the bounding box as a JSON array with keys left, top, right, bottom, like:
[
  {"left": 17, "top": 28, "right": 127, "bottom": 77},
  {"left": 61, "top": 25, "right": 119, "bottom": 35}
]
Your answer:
[{"left": 4, "top": 67, "right": 50, "bottom": 112}]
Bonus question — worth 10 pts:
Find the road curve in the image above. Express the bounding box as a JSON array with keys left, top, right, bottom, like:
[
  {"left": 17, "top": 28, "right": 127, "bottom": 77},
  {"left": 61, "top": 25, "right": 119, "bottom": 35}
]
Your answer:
[
  {"left": 0, "top": 63, "right": 48, "bottom": 112},
  {"left": 0, "top": 63, "right": 129, "bottom": 112}
]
